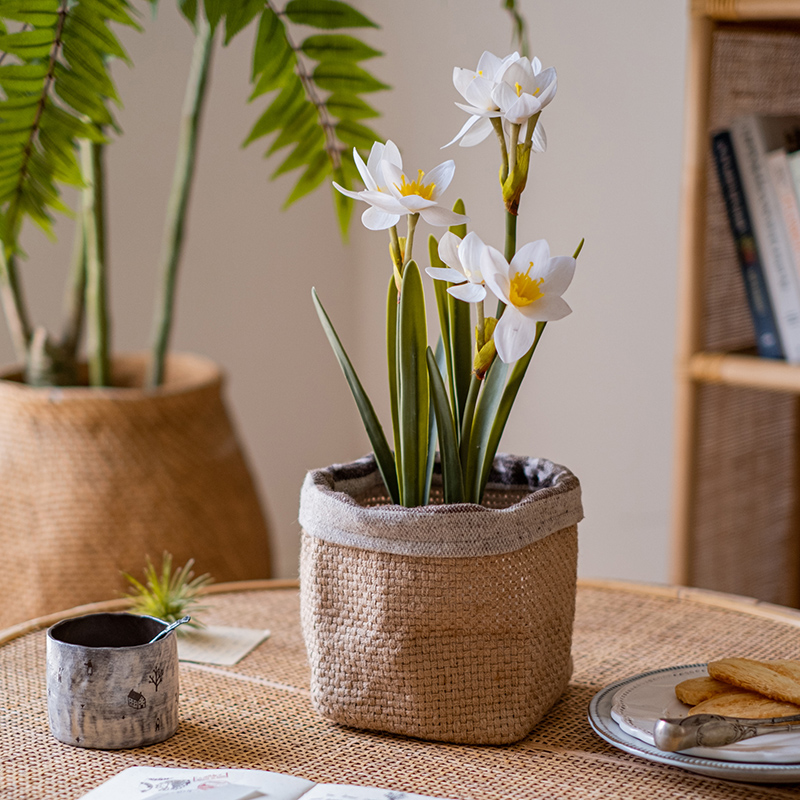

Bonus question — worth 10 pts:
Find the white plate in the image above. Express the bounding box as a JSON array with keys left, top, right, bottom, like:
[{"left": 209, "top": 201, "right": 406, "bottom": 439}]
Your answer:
[
  {"left": 610, "top": 663, "right": 800, "bottom": 763},
  {"left": 589, "top": 665, "right": 800, "bottom": 783}
]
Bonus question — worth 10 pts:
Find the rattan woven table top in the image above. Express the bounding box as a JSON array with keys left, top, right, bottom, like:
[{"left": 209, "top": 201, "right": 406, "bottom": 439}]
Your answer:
[{"left": 3, "top": 579, "right": 800, "bottom": 799}]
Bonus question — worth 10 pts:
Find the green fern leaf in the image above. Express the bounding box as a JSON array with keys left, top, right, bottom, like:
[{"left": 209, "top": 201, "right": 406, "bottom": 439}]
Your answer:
[
  {"left": 313, "top": 61, "right": 389, "bottom": 94},
  {"left": 243, "top": 75, "right": 305, "bottom": 146},
  {"left": 266, "top": 103, "right": 316, "bottom": 155},
  {"left": 325, "top": 92, "right": 379, "bottom": 120},
  {"left": 0, "top": 28, "right": 55, "bottom": 59},
  {"left": 0, "top": 63, "right": 47, "bottom": 94},
  {"left": 0, "top": 0, "right": 59, "bottom": 28},
  {"left": 335, "top": 119, "right": 380, "bottom": 150},
  {"left": 284, "top": 0, "right": 378, "bottom": 30},
  {"left": 223, "top": 0, "right": 261, "bottom": 43},
  {"left": 271, "top": 126, "right": 325, "bottom": 178},
  {"left": 301, "top": 33, "right": 381, "bottom": 63},
  {"left": 283, "top": 149, "right": 330, "bottom": 208}
]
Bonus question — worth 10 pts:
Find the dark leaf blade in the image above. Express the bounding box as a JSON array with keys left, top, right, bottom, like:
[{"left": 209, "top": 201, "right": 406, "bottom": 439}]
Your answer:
[
  {"left": 335, "top": 119, "right": 380, "bottom": 150},
  {"left": 223, "top": 0, "right": 262, "bottom": 43},
  {"left": 325, "top": 92, "right": 379, "bottom": 120},
  {"left": 0, "top": 28, "right": 55, "bottom": 59},
  {"left": 284, "top": 0, "right": 378, "bottom": 30},
  {"left": 301, "top": 33, "right": 381, "bottom": 62},
  {"left": 282, "top": 149, "right": 330, "bottom": 208},
  {"left": 313, "top": 61, "right": 389, "bottom": 94},
  {"left": 427, "top": 346, "right": 464, "bottom": 504},
  {"left": 397, "top": 260, "right": 429, "bottom": 507},
  {"left": 0, "top": 63, "right": 47, "bottom": 94},
  {"left": 270, "top": 125, "right": 325, "bottom": 178},
  {"left": 311, "top": 287, "right": 399, "bottom": 503},
  {"left": 243, "top": 76, "right": 305, "bottom": 146}
]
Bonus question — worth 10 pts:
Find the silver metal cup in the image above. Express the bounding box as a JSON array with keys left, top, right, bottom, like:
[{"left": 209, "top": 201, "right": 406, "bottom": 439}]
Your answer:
[{"left": 46, "top": 612, "right": 179, "bottom": 749}]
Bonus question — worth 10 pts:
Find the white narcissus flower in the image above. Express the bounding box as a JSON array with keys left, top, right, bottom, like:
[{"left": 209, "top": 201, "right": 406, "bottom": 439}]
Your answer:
[
  {"left": 333, "top": 141, "right": 468, "bottom": 230},
  {"left": 425, "top": 231, "right": 488, "bottom": 303},
  {"left": 481, "top": 239, "right": 575, "bottom": 363},
  {"left": 444, "top": 50, "right": 521, "bottom": 148},
  {"left": 492, "top": 56, "right": 557, "bottom": 126}
]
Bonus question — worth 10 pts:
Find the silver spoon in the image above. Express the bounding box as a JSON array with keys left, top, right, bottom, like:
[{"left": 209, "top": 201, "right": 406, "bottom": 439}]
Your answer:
[
  {"left": 654, "top": 712, "right": 800, "bottom": 751},
  {"left": 148, "top": 615, "right": 191, "bottom": 644}
]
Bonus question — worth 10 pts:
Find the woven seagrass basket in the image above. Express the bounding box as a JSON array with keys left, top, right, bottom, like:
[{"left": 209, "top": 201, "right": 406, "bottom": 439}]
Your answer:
[
  {"left": 0, "top": 352, "right": 271, "bottom": 628},
  {"left": 299, "top": 453, "right": 583, "bottom": 745}
]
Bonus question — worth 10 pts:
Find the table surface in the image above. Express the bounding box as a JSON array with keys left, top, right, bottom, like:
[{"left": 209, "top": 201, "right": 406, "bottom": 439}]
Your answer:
[{"left": 4, "top": 578, "right": 800, "bottom": 800}]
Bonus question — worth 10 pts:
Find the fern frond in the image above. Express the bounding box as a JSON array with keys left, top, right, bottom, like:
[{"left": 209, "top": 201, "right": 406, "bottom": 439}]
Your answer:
[
  {"left": 0, "top": 0, "right": 138, "bottom": 247},
  {"left": 243, "top": 0, "right": 386, "bottom": 237}
]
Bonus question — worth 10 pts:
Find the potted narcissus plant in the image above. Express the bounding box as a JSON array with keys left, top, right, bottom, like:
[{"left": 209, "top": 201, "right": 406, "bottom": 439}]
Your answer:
[
  {"left": 299, "top": 49, "right": 585, "bottom": 745},
  {"left": 0, "top": 0, "right": 389, "bottom": 627}
]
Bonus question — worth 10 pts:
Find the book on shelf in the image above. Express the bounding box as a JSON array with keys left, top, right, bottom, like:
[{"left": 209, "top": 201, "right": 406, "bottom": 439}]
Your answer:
[
  {"left": 79, "top": 766, "right": 457, "bottom": 800},
  {"left": 726, "top": 114, "right": 800, "bottom": 362},
  {"left": 711, "top": 129, "right": 784, "bottom": 359}
]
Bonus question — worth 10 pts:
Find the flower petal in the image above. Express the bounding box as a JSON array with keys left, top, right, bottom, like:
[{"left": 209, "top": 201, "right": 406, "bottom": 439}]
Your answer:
[
  {"left": 354, "top": 148, "right": 377, "bottom": 191},
  {"left": 382, "top": 140, "right": 403, "bottom": 170},
  {"left": 540, "top": 256, "right": 576, "bottom": 297},
  {"left": 510, "top": 240, "right": 550, "bottom": 276},
  {"left": 531, "top": 122, "right": 547, "bottom": 153},
  {"left": 494, "top": 305, "right": 538, "bottom": 363},
  {"left": 400, "top": 194, "right": 438, "bottom": 212},
  {"left": 332, "top": 181, "right": 366, "bottom": 202},
  {"left": 426, "top": 266, "right": 466, "bottom": 283},
  {"left": 528, "top": 294, "right": 572, "bottom": 321},
  {"left": 380, "top": 161, "right": 405, "bottom": 199},
  {"left": 457, "top": 231, "right": 487, "bottom": 280},
  {"left": 418, "top": 206, "right": 469, "bottom": 227},
  {"left": 481, "top": 245, "right": 511, "bottom": 303},
  {"left": 443, "top": 114, "right": 482, "bottom": 148},
  {"left": 448, "top": 282, "right": 487, "bottom": 303},
  {"left": 455, "top": 102, "right": 502, "bottom": 118},
  {"left": 360, "top": 189, "right": 408, "bottom": 214},
  {"left": 503, "top": 94, "right": 542, "bottom": 125},
  {"left": 491, "top": 81, "right": 519, "bottom": 113},
  {"left": 453, "top": 67, "right": 477, "bottom": 98},
  {"left": 457, "top": 116, "right": 494, "bottom": 147},
  {"left": 477, "top": 50, "right": 507, "bottom": 79},
  {"left": 425, "top": 160, "right": 455, "bottom": 197},
  {"left": 437, "top": 231, "right": 463, "bottom": 270},
  {"left": 361, "top": 206, "right": 400, "bottom": 230},
  {"left": 464, "top": 75, "right": 498, "bottom": 111}
]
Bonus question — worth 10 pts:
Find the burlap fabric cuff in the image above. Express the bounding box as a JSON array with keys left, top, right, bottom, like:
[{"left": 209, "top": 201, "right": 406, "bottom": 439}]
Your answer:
[{"left": 299, "top": 452, "right": 583, "bottom": 557}]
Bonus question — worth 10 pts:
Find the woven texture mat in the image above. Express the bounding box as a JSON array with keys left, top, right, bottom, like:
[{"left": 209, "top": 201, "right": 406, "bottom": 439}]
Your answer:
[{"left": 4, "top": 583, "right": 800, "bottom": 799}]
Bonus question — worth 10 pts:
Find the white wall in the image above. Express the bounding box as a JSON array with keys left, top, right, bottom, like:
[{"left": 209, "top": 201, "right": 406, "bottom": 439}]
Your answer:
[{"left": 8, "top": 1, "right": 687, "bottom": 583}]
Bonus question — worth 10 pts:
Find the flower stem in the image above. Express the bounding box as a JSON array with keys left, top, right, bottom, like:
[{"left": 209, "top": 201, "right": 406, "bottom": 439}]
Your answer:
[
  {"left": 491, "top": 117, "right": 509, "bottom": 184},
  {"left": 476, "top": 300, "right": 485, "bottom": 351},
  {"left": 404, "top": 213, "right": 419, "bottom": 265},
  {"left": 524, "top": 111, "right": 541, "bottom": 147},
  {"left": 507, "top": 122, "right": 521, "bottom": 178},
  {"left": 80, "top": 138, "right": 110, "bottom": 387},
  {"left": 148, "top": 13, "right": 214, "bottom": 388},
  {"left": 60, "top": 218, "right": 86, "bottom": 360},
  {"left": 0, "top": 247, "right": 31, "bottom": 364}
]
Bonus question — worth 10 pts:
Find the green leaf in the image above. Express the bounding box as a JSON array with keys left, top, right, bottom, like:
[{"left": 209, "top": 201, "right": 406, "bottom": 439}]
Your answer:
[
  {"left": 202, "top": 0, "right": 224, "bottom": 32},
  {"left": 62, "top": 40, "right": 121, "bottom": 102},
  {"left": 270, "top": 125, "right": 324, "bottom": 178},
  {"left": 251, "top": 6, "right": 293, "bottom": 84},
  {"left": 282, "top": 149, "right": 330, "bottom": 207},
  {"left": 0, "top": 28, "right": 55, "bottom": 59},
  {"left": 179, "top": 0, "right": 197, "bottom": 24},
  {"left": 243, "top": 76, "right": 305, "bottom": 145},
  {"left": 84, "top": 0, "right": 142, "bottom": 29},
  {"left": 465, "top": 357, "right": 509, "bottom": 503},
  {"left": 284, "top": 0, "right": 378, "bottom": 30},
  {"left": 65, "top": 6, "right": 130, "bottom": 63},
  {"left": 312, "top": 62, "right": 389, "bottom": 94},
  {"left": 475, "top": 324, "right": 544, "bottom": 503},
  {"left": 0, "top": 0, "right": 59, "bottom": 28},
  {"left": 0, "top": 63, "right": 47, "bottom": 93},
  {"left": 335, "top": 119, "right": 380, "bottom": 150},
  {"left": 397, "top": 260, "right": 428, "bottom": 507},
  {"left": 325, "top": 92, "right": 379, "bottom": 120},
  {"left": 386, "top": 273, "right": 400, "bottom": 477},
  {"left": 301, "top": 34, "right": 381, "bottom": 62},
  {"left": 223, "top": 0, "right": 262, "bottom": 43},
  {"left": 312, "top": 287, "right": 399, "bottom": 504},
  {"left": 266, "top": 102, "right": 316, "bottom": 156},
  {"left": 427, "top": 346, "right": 464, "bottom": 503},
  {"left": 53, "top": 65, "right": 115, "bottom": 126}
]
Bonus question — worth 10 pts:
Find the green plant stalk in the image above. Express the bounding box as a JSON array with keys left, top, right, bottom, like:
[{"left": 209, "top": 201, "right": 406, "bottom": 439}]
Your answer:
[
  {"left": 0, "top": 247, "right": 31, "bottom": 364},
  {"left": 427, "top": 345, "right": 463, "bottom": 503},
  {"left": 148, "top": 14, "right": 214, "bottom": 388},
  {"left": 81, "top": 138, "right": 110, "bottom": 387},
  {"left": 60, "top": 220, "right": 86, "bottom": 361},
  {"left": 386, "top": 273, "right": 400, "bottom": 473},
  {"left": 459, "top": 373, "right": 480, "bottom": 476}
]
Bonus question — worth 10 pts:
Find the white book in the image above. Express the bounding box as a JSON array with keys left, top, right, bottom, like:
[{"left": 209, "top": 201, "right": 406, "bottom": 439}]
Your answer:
[
  {"left": 79, "top": 767, "right": 458, "bottom": 800},
  {"left": 730, "top": 115, "right": 800, "bottom": 362},
  {"left": 766, "top": 148, "right": 800, "bottom": 286}
]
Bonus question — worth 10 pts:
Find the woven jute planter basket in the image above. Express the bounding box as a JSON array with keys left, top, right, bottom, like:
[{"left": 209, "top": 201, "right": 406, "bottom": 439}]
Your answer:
[
  {"left": 0, "top": 352, "right": 271, "bottom": 628},
  {"left": 299, "top": 453, "right": 583, "bottom": 745}
]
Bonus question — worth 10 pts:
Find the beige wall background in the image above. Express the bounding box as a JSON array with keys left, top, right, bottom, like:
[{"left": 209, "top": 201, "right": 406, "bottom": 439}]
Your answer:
[{"left": 8, "top": 1, "right": 687, "bottom": 581}]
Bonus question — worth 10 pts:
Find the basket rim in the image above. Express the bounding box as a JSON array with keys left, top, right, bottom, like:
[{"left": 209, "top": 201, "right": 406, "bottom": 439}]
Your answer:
[{"left": 299, "top": 453, "right": 583, "bottom": 558}]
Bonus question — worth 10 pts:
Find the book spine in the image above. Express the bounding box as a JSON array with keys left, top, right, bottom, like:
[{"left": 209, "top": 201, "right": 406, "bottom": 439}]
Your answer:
[
  {"left": 730, "top": 117, "right": 800, "bottom": 362},
  {"left": 711, "top": 131, "right": 784, "bottom": 359},
  {"left": 767, "top": 148, "right": 800, "bottom": 292}
]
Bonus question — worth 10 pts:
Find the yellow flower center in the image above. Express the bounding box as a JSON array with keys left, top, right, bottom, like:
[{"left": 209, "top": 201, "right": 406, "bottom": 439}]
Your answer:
[
  {"left": 509, "top": 262, "right": 544, "bottom": 307},
  {"left": 395, "top": 170, "right": 436, "bottom": 200},
  {"left": 515, "top": 82, "right": 541, "bottom": 98}
]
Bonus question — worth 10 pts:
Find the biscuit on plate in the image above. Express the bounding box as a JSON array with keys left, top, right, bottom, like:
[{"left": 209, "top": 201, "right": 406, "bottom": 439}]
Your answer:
[
  {"left": 688, "top": 689, "right": 800, "bottom": 719},
  {"left": 708, "top": 658, "right": 800, "bottom": 705},
  {"left": 674, "top": 676, "right": 733, "bottom": 706}
]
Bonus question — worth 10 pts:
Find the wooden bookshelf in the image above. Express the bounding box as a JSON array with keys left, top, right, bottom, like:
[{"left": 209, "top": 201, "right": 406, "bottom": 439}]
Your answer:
[{"left": 673, "top": 0, "right": 800, "bottom": 606}]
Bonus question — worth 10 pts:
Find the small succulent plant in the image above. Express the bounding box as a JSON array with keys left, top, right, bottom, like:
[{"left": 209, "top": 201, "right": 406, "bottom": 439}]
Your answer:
[{"left": 124, "top": 552, "right": 213, "bottom": 628}]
